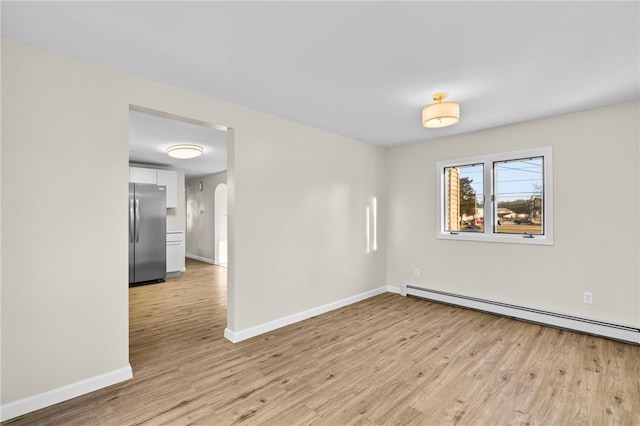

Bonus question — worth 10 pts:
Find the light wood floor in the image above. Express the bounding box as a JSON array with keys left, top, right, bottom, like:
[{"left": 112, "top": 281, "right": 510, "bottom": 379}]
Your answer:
[{"left": 5, "top": 259, "right": 640, "bottom": 425}]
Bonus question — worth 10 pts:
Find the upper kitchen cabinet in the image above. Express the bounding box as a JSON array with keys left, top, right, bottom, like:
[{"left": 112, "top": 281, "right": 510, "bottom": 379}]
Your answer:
[
  {"left": 157, "top": 170, "right": 178, "bottom": 208},
  {"left": 129, "top": 167, "right": 178, "bottom": 208},
  {"left": 129, "top": 166, "right": 157, "bottom": 184}
]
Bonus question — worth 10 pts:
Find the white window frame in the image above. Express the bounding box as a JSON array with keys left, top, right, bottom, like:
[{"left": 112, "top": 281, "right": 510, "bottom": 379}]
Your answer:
[{"left": 436, "top": 147, "right": 553, "bottom": 245}]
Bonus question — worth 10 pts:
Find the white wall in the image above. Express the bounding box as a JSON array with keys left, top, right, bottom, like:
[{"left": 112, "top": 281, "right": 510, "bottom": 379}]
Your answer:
[
  {"left": 214, "top": 183, "right": 228, "bottom": 265},
  {"left": 232, "top": 120, "right": 387, "bottom": 330},
  {"left": 1, "top": 39, "right": 387, "bottom": 413},
  {"left": 186, "top": 171, "right": 227, "bottom": 263},
  {"left": 387, "top": 101, "right": 640, "bottom": 328},
  {"left": 2, "top": 41, "right": 132, "bottom": 408}
]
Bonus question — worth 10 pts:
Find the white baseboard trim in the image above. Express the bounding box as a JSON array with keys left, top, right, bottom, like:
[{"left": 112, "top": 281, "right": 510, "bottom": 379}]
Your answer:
[
  {"left": 224, "top": 286, "right": 388, "bottom": 343},
  {"left": 1, "top": 365, "right": 133, "bottom": 422},
  {"left": 404, "top": 284, "right": 640, "bottom": 345},
  {"left": 386, "top": 285, "right": 401, "bottom": 294},
  {"left": 185, "top": 254, "right": 215, "bottom": 264}
]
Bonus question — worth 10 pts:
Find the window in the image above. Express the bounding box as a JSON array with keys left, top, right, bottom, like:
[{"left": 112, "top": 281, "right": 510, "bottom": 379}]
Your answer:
[
  {"left": 437, "top": 147, "right": 553, "bottom": 245},
  {"left": 443, "top": 164, "right": 484, "bottom": 233}
]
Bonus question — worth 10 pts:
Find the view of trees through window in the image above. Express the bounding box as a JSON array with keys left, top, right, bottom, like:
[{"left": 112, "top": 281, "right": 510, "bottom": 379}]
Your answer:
[{"left": 444, "top": 157, "right": 544, "bottom": 235}]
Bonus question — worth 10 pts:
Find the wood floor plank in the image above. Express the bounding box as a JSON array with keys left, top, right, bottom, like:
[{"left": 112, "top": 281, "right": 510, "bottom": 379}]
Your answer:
[{"left": 3, "top": 259, "right": 639, "bottom": 425}]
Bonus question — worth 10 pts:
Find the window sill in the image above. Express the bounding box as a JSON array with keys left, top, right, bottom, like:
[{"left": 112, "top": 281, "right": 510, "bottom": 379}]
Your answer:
[{"left": 437, "top": 232, "right": 554, "bottom": 246}]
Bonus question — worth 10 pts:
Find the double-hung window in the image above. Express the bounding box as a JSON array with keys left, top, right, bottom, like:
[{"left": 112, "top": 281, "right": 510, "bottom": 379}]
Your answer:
[{"left": 437, "top": 147, "right": 553, "bottom": 245}]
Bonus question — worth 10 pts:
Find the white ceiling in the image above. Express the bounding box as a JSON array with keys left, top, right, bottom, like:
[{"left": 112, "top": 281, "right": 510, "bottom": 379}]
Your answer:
[
  {"left": 2, "top": 1, "right": 639, "bottom": 153},
  {"left": 128, "top": 109, "right": 228, "bottom": 180}
]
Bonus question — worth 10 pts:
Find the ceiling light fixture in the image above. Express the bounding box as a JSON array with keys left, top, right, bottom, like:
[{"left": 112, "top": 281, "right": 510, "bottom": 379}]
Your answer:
[
  {"left": 166, "top": 144, "right": 203, "bottom": 159},
  {"left": 422, "top": 92, "right": 460, "bottom": 128}
]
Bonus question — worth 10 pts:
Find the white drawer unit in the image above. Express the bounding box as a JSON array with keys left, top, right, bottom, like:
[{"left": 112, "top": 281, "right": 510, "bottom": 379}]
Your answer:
[{"left": 166, "top": 231, "right": 184, "bottom": 274}]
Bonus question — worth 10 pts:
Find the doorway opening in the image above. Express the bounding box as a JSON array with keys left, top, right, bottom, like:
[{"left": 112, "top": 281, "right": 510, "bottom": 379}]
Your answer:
[{"left": 127, "top": 104, "right": 234, "bottom": 367}]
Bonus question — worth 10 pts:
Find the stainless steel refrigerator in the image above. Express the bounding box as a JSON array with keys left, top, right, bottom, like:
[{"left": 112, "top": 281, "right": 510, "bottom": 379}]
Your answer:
[{"left": 129, "top": 183, "right": 167, "bottom": 286}]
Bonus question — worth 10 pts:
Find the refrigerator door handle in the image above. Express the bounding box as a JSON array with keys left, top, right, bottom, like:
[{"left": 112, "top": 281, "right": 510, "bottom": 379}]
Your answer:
[
  {"left": 129, "top": 198, "right": 135, "bottom": 243},
  {"left": 135, "top": 199, "right": 140, "bottom": 243}
]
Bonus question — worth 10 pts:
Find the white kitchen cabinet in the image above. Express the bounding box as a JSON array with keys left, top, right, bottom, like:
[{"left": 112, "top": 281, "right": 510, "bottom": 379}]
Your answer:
[
  {"left": 129, "top": 167, "right": 178, "bottom": 208},
  {"left": 129, "top": 167, "right": 156, "bottom": 184},
  {"left": 166, "top": 231, "right": 184, "bottom": 274},
  {"left": 156, "top": 169, "right": 178, "bottom": 208}
]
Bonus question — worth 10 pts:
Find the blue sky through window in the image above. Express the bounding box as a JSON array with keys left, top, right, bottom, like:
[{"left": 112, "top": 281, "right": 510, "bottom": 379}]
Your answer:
[
  {"left": 456, "top": 158, "right": 543, "bottom": 203},
  {"left": 495, "top": 158, "right": 543, "bottom": 202}
]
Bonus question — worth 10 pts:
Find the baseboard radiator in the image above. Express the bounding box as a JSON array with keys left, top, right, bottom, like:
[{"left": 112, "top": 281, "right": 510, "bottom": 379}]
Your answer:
[{"left": 403, "top": 285, "right": 640, "bottom": 345}]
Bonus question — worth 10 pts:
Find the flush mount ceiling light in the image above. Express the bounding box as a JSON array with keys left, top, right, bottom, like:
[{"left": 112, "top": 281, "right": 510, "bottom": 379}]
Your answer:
[
  {"left": 422, "top": 92, "right": 460, "bottom": 128},
  {"left": 166, "top": 144, "right": 203, "bottom": 159}
]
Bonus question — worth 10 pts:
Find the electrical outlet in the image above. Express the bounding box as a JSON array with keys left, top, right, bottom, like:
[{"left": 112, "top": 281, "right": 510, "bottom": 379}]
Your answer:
[
  {"left": 414, "top": 268, "right": 421, "bottom": 278},
  {"left": 583, "top": 292, "right": 593, "bottom": 304}
]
